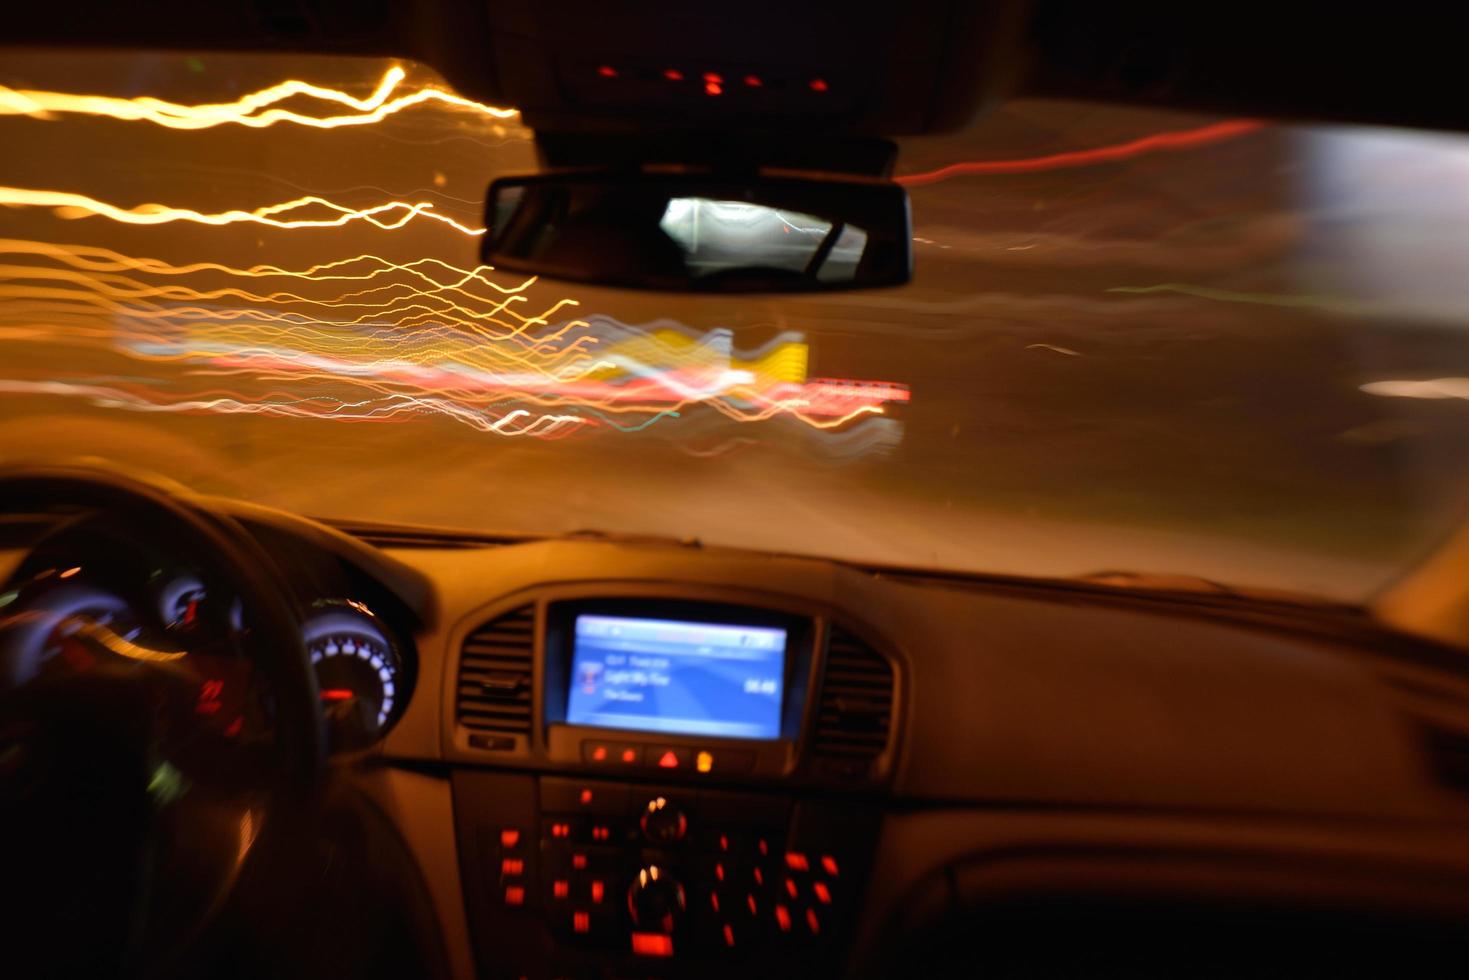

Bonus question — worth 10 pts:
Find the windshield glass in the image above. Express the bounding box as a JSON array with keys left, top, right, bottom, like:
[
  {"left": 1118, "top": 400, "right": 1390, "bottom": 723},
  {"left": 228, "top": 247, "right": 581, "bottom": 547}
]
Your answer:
[{"left": 3, "top": 51, "right": 1469, "bottom": 601}]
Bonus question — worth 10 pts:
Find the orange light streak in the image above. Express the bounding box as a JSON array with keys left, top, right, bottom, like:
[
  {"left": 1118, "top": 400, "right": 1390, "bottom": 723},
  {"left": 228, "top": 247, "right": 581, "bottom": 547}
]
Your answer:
[
  {"left": 0, "top": 187, "right": 486, "bottom": 235},
  {"left": 0, "top": 65, "right": 519, "bottom": 129}
]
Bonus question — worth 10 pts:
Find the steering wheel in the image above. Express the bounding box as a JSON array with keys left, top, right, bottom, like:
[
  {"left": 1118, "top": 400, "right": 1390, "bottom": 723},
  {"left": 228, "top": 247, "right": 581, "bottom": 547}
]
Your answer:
[{"left": 0, "top": 466, "right": 323, "bottom": 975}]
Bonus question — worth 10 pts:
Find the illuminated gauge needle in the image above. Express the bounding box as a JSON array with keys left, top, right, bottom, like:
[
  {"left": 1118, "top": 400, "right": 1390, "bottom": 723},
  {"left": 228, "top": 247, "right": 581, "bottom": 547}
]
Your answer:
[{"left": 319, "top": 688, "right": 356, "bottom": 702}]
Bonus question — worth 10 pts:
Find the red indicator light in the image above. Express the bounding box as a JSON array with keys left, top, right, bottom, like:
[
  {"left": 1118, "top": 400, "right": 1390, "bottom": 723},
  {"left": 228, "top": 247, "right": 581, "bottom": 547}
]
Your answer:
[
  {"left": 703, "top": 72, "right": 723, "bottom": 83},
  {"left": 785, "top": 878, "right": 798, "bottom": 899},
  {"left": 597, "top": 65, "right": 617, "bottom": 78},
  {"left": 572, "top": 853, "right": 587, "bottom": 870},
  {"left": 504, "top": 886, "right": 525, "bottom": 906},
  {"left": 806, "top": 908, "right": 821, "bottom": 934},
  {"left": 579, "top": 788, "right": 593, "bottom": 805},
  {"left": 744, "top": 75, "right": 763, "bottom": 87},
  {"left": 723, "top": 923, "right": 736, "bottom": 947},
  {"left": 620, "top": 747, "right": 637, "bottom": 763},
  {"left": 223, "top": 716, "right": 243, "bottom": 738},
  {"left": 704, "top": 82, "right": 722, "bottom": 96},
  {"left": 719, "top": 834, "right": 729, "bottom": 852},
  {"left": 714, "top": 863, "right": 725, "bottom": 882},
  {"left": 551, "top": 822, "right": 570, "bottom": 839},
  {"left": 753, "top": 867, "right": 763, "bottom": 886},
  {"left": 710, "top": 891, "right": 720, "bottom": 911},
  {"left": 813, "top": 881, "right": 832, "bottom": 904},
  {"left": 592, "top": 825, "right": 610, "bottom": 841},
  {"left": 809, "top": 77, "right": 829, "bottom": 92},
  {"left": 663, "top": 69, "right": 683, "bottom": 81},
  {"left": 500, "top": 829, "right": 520, "bottom": 848},
  {"left": 573, "top": 911, "right": 590, "bottom": 933},
  {"left": 501, "top": 858, "right": 524, "bottom": 876},
  {"left": 657, "top": 750, "right": 679, "bottom": 769},
  {"left": 785, "top": 852, "right": 809, "bottom": 871},
  {"left": 631, "top": 932, "right": 674, "bottom": 957},
  {"left": 196, "top": 679, "right": 224, "bottom": 714},
  {"left": 757, "top": 838, "right": 769, "bottom": 856},
  {"left": 821, "top": 855, "right": 839, "bottom": 876},
  {"left": 746, "top": 893, "right": 758, "bottom": 915},
  {"left": 591, "top": 879, "right": 605, "bottom": 904},
  {"left": 775, "top": 904, "right": 792, "bottom": 932},
  {"left": 553, "top": 879, "right": 569, "bottom": 899},
  {"left": 591, "top": 745, "right": 607, "bottom": 761}
]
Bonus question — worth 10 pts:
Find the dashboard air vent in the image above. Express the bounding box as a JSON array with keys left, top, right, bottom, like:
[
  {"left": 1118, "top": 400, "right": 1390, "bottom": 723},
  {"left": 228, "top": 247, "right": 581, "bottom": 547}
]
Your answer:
[
  {"left": 813, "top": 626, "right": 894, "bottom": 770},
  {"left": 457, "top": 605, "right": 535, "bottom": 734}
]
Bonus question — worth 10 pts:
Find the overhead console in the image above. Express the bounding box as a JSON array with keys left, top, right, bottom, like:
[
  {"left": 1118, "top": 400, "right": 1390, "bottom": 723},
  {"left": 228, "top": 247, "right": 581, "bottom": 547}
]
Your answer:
[{"left": 444, "top": 586, "right": 899, "bottom": 977}]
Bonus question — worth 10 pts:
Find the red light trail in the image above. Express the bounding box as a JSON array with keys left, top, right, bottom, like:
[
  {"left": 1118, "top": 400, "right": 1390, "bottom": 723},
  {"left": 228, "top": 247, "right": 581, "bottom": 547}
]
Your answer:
[{"left": 896, "top": 119, "right": 1264, "bottom": 186}]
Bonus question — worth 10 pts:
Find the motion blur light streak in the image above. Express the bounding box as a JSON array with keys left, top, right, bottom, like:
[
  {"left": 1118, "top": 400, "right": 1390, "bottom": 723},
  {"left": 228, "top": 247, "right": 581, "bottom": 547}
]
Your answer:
[
  {"left": 0, "top": 61, "right": 908, "bottom": 459},
  {"left": 0, "top": 65, "right": 519, "bottom": 129},
  {"left": 1361, "top": 379, "right": 1469, "bottom": 400},
  {"left": 0, "top": 186, "right": 487, "bottom": 235},
  {"left": 0, "top": 239, "right": 909, "bottom": 445},
  {"left": 896, "top": 119, "right": 1264, "bottom": 186}
]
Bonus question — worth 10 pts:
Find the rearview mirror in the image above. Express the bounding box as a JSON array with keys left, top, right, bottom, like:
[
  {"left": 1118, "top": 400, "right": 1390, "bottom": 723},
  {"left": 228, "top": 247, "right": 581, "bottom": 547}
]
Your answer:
[{"left": 482, "top": 172, "right": 911, "bottom": 293}]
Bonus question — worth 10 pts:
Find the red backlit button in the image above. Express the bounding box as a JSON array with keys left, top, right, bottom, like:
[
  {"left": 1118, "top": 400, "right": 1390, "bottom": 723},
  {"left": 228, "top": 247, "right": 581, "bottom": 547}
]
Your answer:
[
  {"left": 591, "top": 824, "right": 612, "bottom": 842},
  {"left": 590, "top": 880, "right": 605, "bottom": 904},
  {"left": 504, "top": 886, "right": 525, "bottom": 906},
  {"left": 784, "top": 878, "right": 798, "bottom": 899},
  {"left": 500, "top": 828, "right": 521, "bottom": 849},
  {"left": 501, "top": 858, "right": 524, "bottom": 877},
  {"left": 806, "top": 908, "right": 822, "bottom": 935},
  {"left": 620, "top": 746, "right": 640, "bottom": 765},
  {"left": 650, "top": 747, "right": 690, "bottom": 770},
  {"left": 573, "top": 911, "right": 590, "bottom": 934},
  {"left": 549, "top": 822, "right": 572, "bottom": 839},
  {"left": 552, "top": 879, "right": 570, "bottom": 900},
  {"left": 631, "top": 932, "right": 674, "bottom": 957},
  {"left": 723, "top": 923, "right": 736, "bottom": 947},
  {"left": 590, "top": 744, "right": 608, "bottom": 762},
  {"left": 821, "top": 855, "right": 840, "bottom": 877},
  {"left": 785, "top": 852, "right": 809, "bottom": 871},
  {"left": 572, "top": 852, "right": 588, "bottom": 871},
  {"left": 813, "top": 881, "right": 832, "bottom": 905},
  {"left": 775, "top": 904, "right": 792, "bottom": 932},
  {"left": 710, "top": 891, "right": 720, "bottom": 912}
]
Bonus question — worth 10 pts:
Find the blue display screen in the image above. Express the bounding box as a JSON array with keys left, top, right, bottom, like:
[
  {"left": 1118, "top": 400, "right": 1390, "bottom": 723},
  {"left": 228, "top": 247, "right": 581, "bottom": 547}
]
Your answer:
[{"left": 565, "top": 615, "right": 787, "bottom": 739}]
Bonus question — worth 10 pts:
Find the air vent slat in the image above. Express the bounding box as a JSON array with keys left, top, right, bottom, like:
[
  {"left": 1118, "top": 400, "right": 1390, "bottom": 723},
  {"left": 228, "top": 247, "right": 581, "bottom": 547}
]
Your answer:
[
  {"left": 812, "top": 626, "right": 894, "bottom": 773},
  {"left": 456, "top": 605, "right": 535, "bottom": 737}
]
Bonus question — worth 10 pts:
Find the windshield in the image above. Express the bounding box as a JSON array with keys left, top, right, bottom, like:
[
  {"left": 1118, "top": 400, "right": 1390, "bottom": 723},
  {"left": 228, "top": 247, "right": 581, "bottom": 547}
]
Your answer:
[{"left": 3, "top": 51, "right": 1469, "bottom": 602}]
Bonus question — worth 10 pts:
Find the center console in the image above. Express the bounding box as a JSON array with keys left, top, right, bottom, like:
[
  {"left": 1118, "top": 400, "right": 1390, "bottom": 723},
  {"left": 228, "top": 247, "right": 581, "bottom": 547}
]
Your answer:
[{"left": 446, "top": 590, "right": 899, "bottom": 978}]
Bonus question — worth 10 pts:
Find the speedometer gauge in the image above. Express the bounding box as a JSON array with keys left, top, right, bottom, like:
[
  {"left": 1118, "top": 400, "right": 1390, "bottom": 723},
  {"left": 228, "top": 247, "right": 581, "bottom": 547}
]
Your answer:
[{"left": 302, "top": 602, "right": 403, "bottom": 750}]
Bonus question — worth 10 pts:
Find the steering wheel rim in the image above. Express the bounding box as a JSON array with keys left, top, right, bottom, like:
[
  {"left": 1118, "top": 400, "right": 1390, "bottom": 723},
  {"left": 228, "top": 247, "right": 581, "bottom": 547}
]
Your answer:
[{"left": 0, "top": 464, "right": 323, "bottom": 973}]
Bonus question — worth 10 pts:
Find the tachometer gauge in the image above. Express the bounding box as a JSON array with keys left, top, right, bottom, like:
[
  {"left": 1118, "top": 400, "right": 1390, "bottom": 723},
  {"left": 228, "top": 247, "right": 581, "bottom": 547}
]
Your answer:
[{"left": 303, "top": 602, "right": 403, "bottom": 750}]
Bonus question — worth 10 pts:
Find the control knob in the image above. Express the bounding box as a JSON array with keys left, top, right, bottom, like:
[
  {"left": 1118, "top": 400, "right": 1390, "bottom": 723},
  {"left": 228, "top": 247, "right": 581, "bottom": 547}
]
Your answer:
[
  {"left": 639, "top": 796, "right": 688, "bottom": 844},
  {"left": 626, "top": 865, "right": 686, "bottom": 933}
]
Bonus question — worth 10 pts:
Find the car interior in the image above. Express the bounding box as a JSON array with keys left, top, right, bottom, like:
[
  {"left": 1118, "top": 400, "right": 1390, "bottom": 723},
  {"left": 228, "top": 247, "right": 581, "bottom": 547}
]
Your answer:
[{"left": 5, "top": 2, "right": 1469, "bottom": 978}]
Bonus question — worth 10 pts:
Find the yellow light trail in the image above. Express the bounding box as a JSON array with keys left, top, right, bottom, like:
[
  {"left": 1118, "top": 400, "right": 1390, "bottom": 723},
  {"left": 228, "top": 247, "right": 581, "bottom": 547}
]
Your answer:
[
  {"left": 0, "top": 65, "right": 520, "bottom": 130},
  {"left": 0, "top": 238, "right": 908, "bottom": 439},
  {"left": 0, "top": 186, "right": 486, "bottom": 235}
]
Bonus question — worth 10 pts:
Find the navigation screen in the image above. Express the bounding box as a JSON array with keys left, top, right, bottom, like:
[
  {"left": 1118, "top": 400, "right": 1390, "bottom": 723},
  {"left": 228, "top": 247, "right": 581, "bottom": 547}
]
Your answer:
[{"left": 565, "top": 615, "right": 787, "bottom": 739}]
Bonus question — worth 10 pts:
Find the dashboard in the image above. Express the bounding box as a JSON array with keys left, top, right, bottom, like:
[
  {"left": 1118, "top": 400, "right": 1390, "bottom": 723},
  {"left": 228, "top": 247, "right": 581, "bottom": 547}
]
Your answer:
[{"left": 13, "top": 499, "right": 1469, "bottom": 979}]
